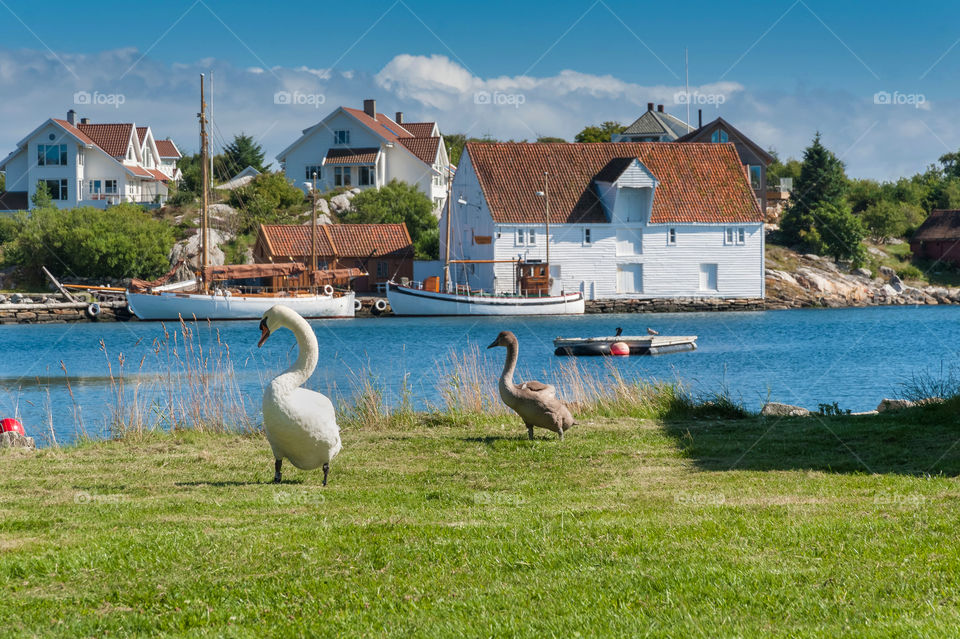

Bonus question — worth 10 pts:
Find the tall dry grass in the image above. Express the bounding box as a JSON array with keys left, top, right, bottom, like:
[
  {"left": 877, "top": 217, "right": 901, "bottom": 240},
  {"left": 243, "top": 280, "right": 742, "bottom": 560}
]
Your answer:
[{"left": 93, "top": 317, "right": 253, "bottom": 439}]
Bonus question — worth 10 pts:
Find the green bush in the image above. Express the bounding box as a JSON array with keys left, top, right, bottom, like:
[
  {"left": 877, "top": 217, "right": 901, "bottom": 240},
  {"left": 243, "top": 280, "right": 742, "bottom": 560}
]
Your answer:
[
  {"left": 228, "top": 172, "right": 306, "bottom": 234},
  {"left": 6, "top": 204, "right": 175, "bottom": 279},
  {"left": 896, "top": 264, "right": 924, "bottom": 281}
]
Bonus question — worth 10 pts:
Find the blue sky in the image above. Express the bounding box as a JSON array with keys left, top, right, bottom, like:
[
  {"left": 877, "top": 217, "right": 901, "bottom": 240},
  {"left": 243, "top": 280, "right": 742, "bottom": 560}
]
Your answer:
[{"left": 2, "top": 0, "right": 959, "bottom": 179}]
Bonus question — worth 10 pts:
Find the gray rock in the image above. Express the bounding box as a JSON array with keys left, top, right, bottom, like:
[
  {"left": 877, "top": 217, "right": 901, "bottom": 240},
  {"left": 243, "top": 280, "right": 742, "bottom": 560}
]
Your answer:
[
  {"left": 761, "top": 402, "right": 811, "bottom": 417},
  {"left": 889, "top": 275, "right": 905, "bottom": 293},
  {"left": 329, "top": 194, "right": 352, "bottom": 212},
  {"left": 802, "top": 254, "right": 821, "bottom": 261},
  {"left": 877, "top": 398, "right": 915, "bottom": 412},
  {"left": 349, "top": 187, "right": 362, "bottom": 195},
  {"left": 0, "top": 294, "right": 6, "bottom": 304},
  {"left": 0, "top": 431, "right": 35, "bottom": 449},
  {"left": 10, "top": 293, "right": 23, "bottom": 303},
  {"left": 879, "top": 265, "right": 895, "bottom": 277},
  {"left": 853, "top": 267, "right": 872, "bottom": 278},
  {"left": 880, "top": 284, "right": 899, "bottom": 297},
  {"left": 850, "top": 410, "right": 879, "bottom": 416},
  {"left": 315, "top": 198, "right": 330, "bottom": 215},
  {"left": 169, "top": 228, "right": 227, "bottom": 268}
]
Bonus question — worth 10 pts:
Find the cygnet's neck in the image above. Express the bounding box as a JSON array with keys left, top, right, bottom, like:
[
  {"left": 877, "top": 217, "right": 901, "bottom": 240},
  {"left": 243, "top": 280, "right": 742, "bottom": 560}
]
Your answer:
[{"left": 271, "top": 314, "right": 318, "bottom": 393}]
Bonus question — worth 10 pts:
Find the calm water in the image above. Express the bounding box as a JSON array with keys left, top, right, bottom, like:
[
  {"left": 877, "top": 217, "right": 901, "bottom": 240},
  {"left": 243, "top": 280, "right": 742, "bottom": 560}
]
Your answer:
[{"left": 1, "top": 306, "right": 958, "bottom": 444}]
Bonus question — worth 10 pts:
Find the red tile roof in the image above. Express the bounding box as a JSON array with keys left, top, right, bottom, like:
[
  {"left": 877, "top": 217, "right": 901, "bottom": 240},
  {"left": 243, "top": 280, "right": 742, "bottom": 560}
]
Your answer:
[
  {"left": 52, "top": 119, "right": 97, "bottom": 146},
  {"left": 401, "top": 122, "right": 436, "bottom": 138},
  {"left": 342, "top": 107, "right": 414, "bottom": 143},
  {"left": 76, "top": 123, "right": 134, "bottom": 157},
  {"left": 398, "top": 137, "right": 440, "bottom": 164},
  {"left": 146, "top": 168, "right": 170, "bottom": 182},
  {"left": 465, "top": 142, "right": 763, "bottom": 225},
  {"left": 155, "top": 139, "right": 181, "bottom": 158},
  {"left": 126, "top": 165, "right": 152, "bottom": 178},
  {"left": 324, "top": 147, "right": 380, "bottom": 165},
  {"left": 258, "top": 223, "right": 413, "bottom": 259}
]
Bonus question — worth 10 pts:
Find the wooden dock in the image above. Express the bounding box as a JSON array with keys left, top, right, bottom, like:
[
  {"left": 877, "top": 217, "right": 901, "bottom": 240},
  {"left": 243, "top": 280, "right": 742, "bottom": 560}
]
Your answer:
[{"left": 553, "top": 335, "right": 698, "bottom": 356}]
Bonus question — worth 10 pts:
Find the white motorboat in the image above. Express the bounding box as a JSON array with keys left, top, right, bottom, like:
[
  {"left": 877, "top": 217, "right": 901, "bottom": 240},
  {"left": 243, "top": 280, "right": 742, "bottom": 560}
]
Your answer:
[{"left": 387, "top": 281, "right": 583, "bottom": 316}]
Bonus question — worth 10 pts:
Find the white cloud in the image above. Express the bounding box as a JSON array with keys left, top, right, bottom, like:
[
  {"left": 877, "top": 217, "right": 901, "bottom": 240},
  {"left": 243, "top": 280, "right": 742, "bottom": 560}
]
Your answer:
[{"left": 0, "top": 47, "right": 956, "bottom": 180}]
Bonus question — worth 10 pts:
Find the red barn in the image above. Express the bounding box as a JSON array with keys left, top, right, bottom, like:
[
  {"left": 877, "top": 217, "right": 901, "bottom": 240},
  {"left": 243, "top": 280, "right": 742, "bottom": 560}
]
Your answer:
[{"left": 910, "top": 210, "right": 960, "bottom": 266}]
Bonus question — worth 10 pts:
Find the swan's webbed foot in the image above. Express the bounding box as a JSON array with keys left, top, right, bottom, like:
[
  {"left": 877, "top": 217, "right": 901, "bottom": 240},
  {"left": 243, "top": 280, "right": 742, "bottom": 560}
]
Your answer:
[
  {"left": 527, "top": 425, "right": 534, "bottom": 440},
  {"left": 557, "top": 427, "right": 564, "bottom": 441},
  {"left": 322, "top": 463, "right": 330, "bottom": 487},
  {"left": 273, "top": 458, "right": 282, "bottom": 483}
]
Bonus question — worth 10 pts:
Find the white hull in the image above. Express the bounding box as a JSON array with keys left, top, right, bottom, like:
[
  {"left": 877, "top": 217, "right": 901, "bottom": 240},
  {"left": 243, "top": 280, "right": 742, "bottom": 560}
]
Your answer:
[
  {"left": 386, "top": 282, "right": 584, "bottom": 316},
  {"left": 127, "top": 291, "right": 355, "bottom": 320}
]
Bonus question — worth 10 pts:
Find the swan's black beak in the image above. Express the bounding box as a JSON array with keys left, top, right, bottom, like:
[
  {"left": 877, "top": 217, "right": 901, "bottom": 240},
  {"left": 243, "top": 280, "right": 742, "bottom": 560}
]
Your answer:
[
  {"left": 257, "top": 318, "right": 271, "bottom": 348},
  {"left": 486, "top": 339, "right": 498, "bottom": 349}
]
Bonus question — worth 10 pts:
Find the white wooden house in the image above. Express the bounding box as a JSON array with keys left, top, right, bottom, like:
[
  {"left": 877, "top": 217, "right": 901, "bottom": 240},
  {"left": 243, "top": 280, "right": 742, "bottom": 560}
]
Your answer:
[
  {"left": 442, "top": 142, "right": 765, "bottom": 299},
  {"left": 0, "top": 110, "right": 175, "bottom": 211},
  {"left": 275, "top": 99, "right": 450, "bottom": 216}
]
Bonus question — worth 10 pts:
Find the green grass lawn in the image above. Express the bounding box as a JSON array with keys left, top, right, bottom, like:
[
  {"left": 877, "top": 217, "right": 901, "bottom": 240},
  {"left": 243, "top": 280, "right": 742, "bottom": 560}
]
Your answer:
[{"left": 3, "top": 407, "right": 960, "bottom": 637}]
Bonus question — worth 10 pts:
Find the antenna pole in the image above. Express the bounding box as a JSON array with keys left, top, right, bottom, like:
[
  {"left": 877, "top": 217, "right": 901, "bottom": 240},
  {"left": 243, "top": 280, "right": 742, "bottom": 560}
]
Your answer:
[
  {"left": 442, "top": 169, "right": 453, "bottom": 292},
  {"left": 312, "top": 172, "right": 318, "bottom": 293},
  {"left": 544, "top": 171, "right": 550, "bottom": 290},
  {"left": 199, "top": 73, "right": 209, "bottom": 294},
  {"left": 685, "top": 48, "right": 690, "bottom": 127}
]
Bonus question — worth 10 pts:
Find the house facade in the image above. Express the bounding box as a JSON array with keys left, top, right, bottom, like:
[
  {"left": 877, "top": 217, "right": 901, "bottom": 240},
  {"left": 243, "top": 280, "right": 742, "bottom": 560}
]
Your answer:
[
  {"left": 0, "top": 110, "right": 177, "bottom": 211},
  {"left": 276, "top": 99, "right": 450, "bottom": 217},
  {"left": 910, "top": 210, "right": 960, "bottom": 265},
  {"left": 441, "top": 142, "right": 765, "bottom": 300},
  {"left": 675, "top": 116, "right": 773, "bottom": 214},
  {"left": 612, "top": 103, "right": 694, "bottom": 142},
  {"left": 253, "top": 223, "right": 414, "bottom": 293}
]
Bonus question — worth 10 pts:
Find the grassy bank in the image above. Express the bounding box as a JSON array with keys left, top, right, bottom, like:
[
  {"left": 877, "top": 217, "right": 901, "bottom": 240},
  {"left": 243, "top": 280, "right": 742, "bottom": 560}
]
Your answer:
[{"left": 3, "top": 400, "right": 960, "bottom": 636}]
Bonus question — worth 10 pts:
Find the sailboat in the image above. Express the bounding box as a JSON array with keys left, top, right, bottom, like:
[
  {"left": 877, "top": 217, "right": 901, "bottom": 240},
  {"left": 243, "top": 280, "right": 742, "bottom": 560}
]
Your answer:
[
  {"left": 126, "top": 74, "right": 358, "bottom": 321},
  {"left": 387, "top": 171, "right": 585, "bottom": 316}
]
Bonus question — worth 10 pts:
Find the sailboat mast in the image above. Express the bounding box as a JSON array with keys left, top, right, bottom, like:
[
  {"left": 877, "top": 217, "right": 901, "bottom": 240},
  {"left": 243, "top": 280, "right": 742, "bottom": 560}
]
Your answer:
[
  {"left": 544, "top": 171, "right": 550, "bottom": 281},
  {"left": 442, "top": 168, "right": 453, "bottom": 292},
  {"left": 311, "top": 171, "right": 318, "bottom": 292},
  {"left": 200, "top": 74, "right": 209, "bottom": 293}
]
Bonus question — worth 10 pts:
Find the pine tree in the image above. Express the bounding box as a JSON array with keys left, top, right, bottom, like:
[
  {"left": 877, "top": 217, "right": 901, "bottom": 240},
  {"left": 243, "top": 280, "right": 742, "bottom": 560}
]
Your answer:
[
  {"left": 220, "top": 133, "right": 269, "bottom": 178},
  {"left": 780, "top": 132, "right": 848, "bottom": 252}
]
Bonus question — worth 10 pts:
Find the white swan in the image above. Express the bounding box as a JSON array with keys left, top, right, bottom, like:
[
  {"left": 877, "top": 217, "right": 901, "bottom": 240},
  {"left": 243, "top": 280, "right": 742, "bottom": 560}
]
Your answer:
[{"left": 258, "top": 304, "right": 341, "bottom": 485}]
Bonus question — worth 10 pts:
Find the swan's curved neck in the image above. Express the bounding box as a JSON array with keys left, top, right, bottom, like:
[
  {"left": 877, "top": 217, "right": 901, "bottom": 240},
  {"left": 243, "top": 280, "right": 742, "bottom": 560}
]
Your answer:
[
  {"left": 273, "top": 314, "right": 318, "bottom": 392},
  {"left": 500, "top": 340, "right": 518, "bottom": 389}
]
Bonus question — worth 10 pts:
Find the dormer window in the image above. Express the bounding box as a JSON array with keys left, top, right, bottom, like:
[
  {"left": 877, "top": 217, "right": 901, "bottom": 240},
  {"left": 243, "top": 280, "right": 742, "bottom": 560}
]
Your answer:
[
  {"left": 334, "top": 130, "right": 350, "bottom": 145},
  {"left": 711, "top": 128, "right": 729, "bottom": 143}
]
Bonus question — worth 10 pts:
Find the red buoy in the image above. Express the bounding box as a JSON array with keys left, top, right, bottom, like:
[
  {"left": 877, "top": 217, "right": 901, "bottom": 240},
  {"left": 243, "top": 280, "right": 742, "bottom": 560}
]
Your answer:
[
  {"left": 1, "top": 418, "right": 25, "bottom": 436},
  {"left": 610, "top": 342, "right": 630, "bottom": 357}
]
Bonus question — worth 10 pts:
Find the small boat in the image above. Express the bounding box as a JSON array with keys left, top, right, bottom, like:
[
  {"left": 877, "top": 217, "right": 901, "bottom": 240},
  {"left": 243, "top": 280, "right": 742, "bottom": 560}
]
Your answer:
[
  {"left": 553, "top": 334, "right": 698, "bottom": 356},
  {"left": 387, "top": 279, "right": 584, "bottom": 316}
]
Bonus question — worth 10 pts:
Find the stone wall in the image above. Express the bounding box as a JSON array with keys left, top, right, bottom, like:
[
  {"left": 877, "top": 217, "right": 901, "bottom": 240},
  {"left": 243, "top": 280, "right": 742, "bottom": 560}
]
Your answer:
[
  {"left": 0, "top": 301, "right": 133, "bottom": 324},
  {"left": 585, "top": 297, "right": 766, "bottom": 314}
]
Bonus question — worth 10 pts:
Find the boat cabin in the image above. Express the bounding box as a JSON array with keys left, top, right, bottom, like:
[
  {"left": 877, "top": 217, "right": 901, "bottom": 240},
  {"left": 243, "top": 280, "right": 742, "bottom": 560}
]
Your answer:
[{"left": 517, "top": 261, "right": 550, "bottom": 296}]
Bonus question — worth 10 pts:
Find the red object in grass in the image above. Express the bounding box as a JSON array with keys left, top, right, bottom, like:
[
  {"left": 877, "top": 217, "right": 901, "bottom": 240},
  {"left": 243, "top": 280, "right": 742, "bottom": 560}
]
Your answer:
[
  {"left": 1, "top": 418, "right": 25, "bottom": 436},
  {"left": 610, "top": 342, "right": 630, "bottom": 357}
]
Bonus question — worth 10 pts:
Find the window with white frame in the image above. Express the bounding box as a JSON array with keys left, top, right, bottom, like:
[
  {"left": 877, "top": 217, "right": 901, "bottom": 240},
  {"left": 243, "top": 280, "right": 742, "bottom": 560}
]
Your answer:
[
  {"left": 517, "top": 228, "right": 525, "bottom": 245},
  {"left": 334, "top": 166, "right": 351, "bottom": 187},
  {"left": 668, "top": 228, "right": 677, "bottom": 245},
  {"left": 305, "top": 165, "right": 322, "bottom": 181},
  {"left": 359, "top": 166, "right": 373, "bottom": 186},
  {"left": 583, "top": 228, "right": 592, "bottom": 245},
  {"left": 37, "top": 144, "right": 67, "bottom": 166},
  {"left": 528, "top": 229, "right": 536, "bottom": 245},
  {"left": 334, "top": 130, "right": 350, "bottom": 144},
  {"left": 725, "top": 227, "right": 745, "bottom": 245},
  {"left": 104, "top": 180, "right": 117, "bottom": 194}
]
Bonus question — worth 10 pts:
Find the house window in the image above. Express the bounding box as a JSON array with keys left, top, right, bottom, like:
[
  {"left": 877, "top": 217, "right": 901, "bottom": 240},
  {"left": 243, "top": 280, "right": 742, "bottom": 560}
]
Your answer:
[
  {"left": 334, "top": 166, "right": 352, "bottom": 186},
  {"left": 528, "top": 229, "right": 536, "bottom": 245},
  {"left": 583, "top": 228, "right": 592, "bottom": 245},
  {"left": 88, "top": 180, "right": 102, "bottom": 194},
  {"left": 42, "top": 179, "right": 68, "bottom": 200},
  {"left": 749, "top": 165, "right": 762, "bottom": 190},
  {"left": 305, "top": 165, "right": 322, "bottom": 181},
  {"left": 668, "top": 228, "right": 677, "bottom": 245},
  {"left": 699, "top": 264, "right": 718, "bottom": 292},
  {"left": 78, "top": 150, "right": 84, "bottom": 166},
  {"left": 517, "top": 229, "right": 525, "bottom": 245},
  {"left": 38, "top": 144, "right": 67, "bottom": 166},
  {"left": 725, "top": 228, "right": 745, "bottom": 245},
  {"left": 711, "top": 128, "right": 729, "bottom": 143},
  {"left": 342, "top": 167, "right": 351, "bottom": 186},
  {"left": 376, "top": 261, "right": 388, "bottom": 278},
  {"left": 104, "top": 180, "right": 118, "bottom": 194},
  {"left": 334, "top": 130, "right": 350, "bottom": 144},
  {"left": 359, "top": 166, "right": 373, "bottom": 186}
]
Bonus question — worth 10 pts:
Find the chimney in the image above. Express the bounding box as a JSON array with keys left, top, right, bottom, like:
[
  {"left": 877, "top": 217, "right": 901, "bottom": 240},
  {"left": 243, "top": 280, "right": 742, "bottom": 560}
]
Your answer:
[
  {"left": 698, "top": 109, "right": 702, "bottom": 129},
  {"left": 395, "top": 111, "right": 403, "bottom": 124},
  {"left": 67, "top": 109, "right": 76, "bottom": 125},
  {"left": 647, "top": 102, "right": 654, "bottom": 111},
  {"left": 80, "top": 117, "right": 90, "bottom": 125},
  {"left": 657, "top": 104, "right": 664, "bottom": 112},
  {"left": 363, "top": 98, "right": 376, "bottom": 118}
]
